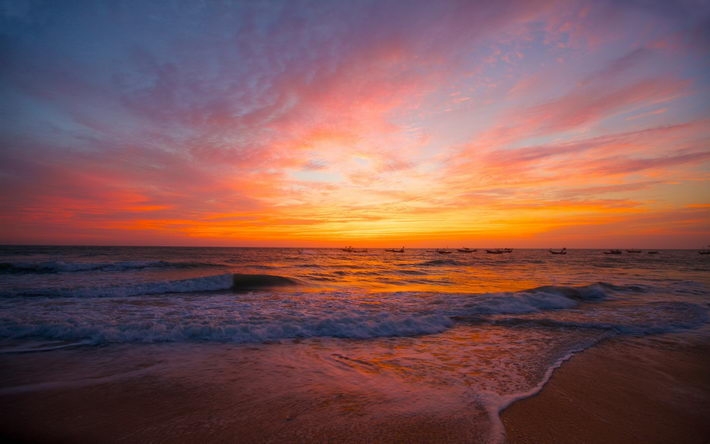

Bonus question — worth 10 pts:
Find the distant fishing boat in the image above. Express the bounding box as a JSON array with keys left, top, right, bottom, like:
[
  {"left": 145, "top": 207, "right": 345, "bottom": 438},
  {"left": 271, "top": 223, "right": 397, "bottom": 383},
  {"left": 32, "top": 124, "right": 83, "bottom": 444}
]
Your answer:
[
  {"left": 342, "top": 246, "right": 367, "bottom": 253},
  {"left": 648, "top": 251, "right": 659, "bottom": 254},
  {"left": 436, "top": 249, "right": 452, "bottom": 254},
  {"left": 604, "top": 249, "right": 622, "bottom": 255},
  {"left": 385, "top": 247, "right": 404, "bottom": 253},
  {"left": 486, "top": 249, "right": 505, "bottom": 254},
  {"left": 457, "top": 248, "right": 476, "bottom": 253},
  {"left": 626, "top": 249, "right": 642, "bottom": 253},
  {"left": 549, "top": 248, "right": 567, "bottom": 255},
  {"left": 700, "top": 246, "right": 710, "bottom": 255}
]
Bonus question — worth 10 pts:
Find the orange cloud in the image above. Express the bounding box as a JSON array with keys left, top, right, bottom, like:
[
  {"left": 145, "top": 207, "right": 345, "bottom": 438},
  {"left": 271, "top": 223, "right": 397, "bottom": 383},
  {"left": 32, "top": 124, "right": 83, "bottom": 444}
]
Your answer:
[{"left": 2, "top": 0, "right": 709, "bottom": 248}]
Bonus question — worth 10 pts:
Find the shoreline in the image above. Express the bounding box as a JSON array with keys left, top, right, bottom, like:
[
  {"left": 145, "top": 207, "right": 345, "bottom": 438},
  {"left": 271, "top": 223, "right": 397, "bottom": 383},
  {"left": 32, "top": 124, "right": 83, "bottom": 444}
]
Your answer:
[
  {"left": 2, "top": 331, "right": 709, "bottom": 443},
  {"left": 501, "top": 333, "right": 710, "bottom": 444}
]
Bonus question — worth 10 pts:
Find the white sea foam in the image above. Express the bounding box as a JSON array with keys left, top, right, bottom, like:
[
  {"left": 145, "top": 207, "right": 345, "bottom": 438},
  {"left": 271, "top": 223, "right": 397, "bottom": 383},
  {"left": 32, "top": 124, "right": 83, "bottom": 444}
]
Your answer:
[
  {"left": 0, "top": 282, "right": 706, "bottom": 348},
  {"left": 0, "top": 301, "right": 455, "bottom": 345}
]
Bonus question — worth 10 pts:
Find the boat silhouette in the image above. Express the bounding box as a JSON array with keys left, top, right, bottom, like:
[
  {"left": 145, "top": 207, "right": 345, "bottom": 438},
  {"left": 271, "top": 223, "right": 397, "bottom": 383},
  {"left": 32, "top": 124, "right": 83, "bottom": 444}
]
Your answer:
[{"left": 342, "top": 246, "right": 367, "bottom": 253}]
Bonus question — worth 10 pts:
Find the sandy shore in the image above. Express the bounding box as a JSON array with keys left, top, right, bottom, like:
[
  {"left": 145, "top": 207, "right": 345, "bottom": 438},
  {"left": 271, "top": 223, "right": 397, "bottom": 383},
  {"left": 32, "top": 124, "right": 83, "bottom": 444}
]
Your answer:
[
  {"left": 0, "top": 342, "right": 488, "bottom": 443},
  {"left": 1, "top": 332, "right": 709, "bottom": 444},
  {"left": 501, "top": 333, "right": 710, "bottom": 444}
]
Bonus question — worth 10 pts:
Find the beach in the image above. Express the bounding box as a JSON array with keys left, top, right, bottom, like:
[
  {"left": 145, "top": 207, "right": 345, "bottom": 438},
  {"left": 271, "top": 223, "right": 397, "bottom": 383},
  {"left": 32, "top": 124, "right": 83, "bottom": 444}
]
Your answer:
[
  {"left": 2, "top": 331, "right": 709, "bottom": 443},
  {"left": 502, "top": 332, "right": 710, "bottom": 444},
  {"left": 1, "top": 340, "right": 490, "bottom": 444}
]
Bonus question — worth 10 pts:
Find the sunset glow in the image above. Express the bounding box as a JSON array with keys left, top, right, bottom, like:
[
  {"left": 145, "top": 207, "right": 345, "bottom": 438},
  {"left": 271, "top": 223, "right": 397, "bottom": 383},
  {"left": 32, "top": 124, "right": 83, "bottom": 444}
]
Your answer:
[{"left": 1, "top": 0, "right": 709, "bottom": 248}]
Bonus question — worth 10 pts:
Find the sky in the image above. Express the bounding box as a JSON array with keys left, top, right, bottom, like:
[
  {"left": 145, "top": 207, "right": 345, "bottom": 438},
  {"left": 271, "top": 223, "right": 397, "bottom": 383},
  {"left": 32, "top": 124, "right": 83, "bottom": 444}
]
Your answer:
[{"left": 1, "top": 0, "right": 709, "bottom": 248}]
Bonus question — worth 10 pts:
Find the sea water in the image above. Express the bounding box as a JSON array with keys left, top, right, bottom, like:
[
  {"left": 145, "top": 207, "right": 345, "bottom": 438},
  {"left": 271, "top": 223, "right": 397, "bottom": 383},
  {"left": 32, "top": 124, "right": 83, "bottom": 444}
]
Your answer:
[{"left": 1, "top": 246, "right": 708, "bottom": 442}]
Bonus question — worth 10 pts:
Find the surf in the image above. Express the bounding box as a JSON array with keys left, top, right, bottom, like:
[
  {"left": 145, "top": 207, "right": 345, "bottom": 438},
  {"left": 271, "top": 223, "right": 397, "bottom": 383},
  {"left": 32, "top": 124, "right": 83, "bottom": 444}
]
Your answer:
[{"left": 2, "top": 273, "right": 300, "bottom": 298}]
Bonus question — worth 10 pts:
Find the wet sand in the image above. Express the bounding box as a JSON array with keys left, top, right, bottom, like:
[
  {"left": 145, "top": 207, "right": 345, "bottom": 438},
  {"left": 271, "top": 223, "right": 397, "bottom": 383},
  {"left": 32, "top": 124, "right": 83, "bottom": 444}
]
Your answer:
[
  {"left": 502, "top": 334, "right": 710, "bottom": 444},
  {"left": 2, "top": 333, "right": 709, "bottom": 444},
  {"left": 0, "top": 342, "right": 488, "bottom": 444}
]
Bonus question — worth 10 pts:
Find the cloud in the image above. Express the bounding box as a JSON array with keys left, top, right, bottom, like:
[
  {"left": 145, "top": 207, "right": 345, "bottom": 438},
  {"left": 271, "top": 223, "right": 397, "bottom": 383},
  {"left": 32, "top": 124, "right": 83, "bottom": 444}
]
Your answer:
[
  {"left": 579, "top": 47, "right": 654, "bottom": 86},
  {"left": 1, "top": 0, "right": 709, "bottom": 246},
  {"left": 518, "top": 77, "right": 688, "bottom": 135},
  {"left": 583, "top": 150, "right": 710, "bottom": 176}
]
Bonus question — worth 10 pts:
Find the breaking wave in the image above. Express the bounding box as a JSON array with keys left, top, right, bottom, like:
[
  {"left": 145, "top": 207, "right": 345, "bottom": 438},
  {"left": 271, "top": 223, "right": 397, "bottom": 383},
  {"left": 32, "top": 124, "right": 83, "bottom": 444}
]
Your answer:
[
  {"left": 0, "top": 260, "right": 225, "bottom": 274},
  {"left": 3, "top": 273, "right": 299, "bottom": 298},
  {"left": 1, "top": 282, "right": 704, "bottom": 348}
]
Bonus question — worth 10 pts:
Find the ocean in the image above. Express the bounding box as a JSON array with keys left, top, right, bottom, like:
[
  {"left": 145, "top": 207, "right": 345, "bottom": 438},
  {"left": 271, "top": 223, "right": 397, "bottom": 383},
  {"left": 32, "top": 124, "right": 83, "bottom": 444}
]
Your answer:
[{"left": 1, "top": 246, "right": 709, "bottom": 443}]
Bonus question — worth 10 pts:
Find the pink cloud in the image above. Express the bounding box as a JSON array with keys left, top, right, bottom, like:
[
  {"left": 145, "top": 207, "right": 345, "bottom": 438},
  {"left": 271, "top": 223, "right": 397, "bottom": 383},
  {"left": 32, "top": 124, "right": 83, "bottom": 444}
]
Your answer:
[
  {"left": 582, "top": 150, "right": 710, "bottom": 177},
  {"left": 2, "top": 0, "right": 709, "bottom": 246},
  {"left": 517, "top": 77, "right": 688, "bottom": 135},
  {"left": 436, "top": 118, "right": 710, "bottom": 223}
]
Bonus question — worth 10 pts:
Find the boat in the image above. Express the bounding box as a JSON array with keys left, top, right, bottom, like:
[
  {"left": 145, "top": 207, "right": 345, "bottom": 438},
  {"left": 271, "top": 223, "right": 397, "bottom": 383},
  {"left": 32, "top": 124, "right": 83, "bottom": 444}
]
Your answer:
[
  {"left": 700, "top": 246, "right": 710, "bottom": 255},
  {"left": 549, "top": 248, "right": 567, "bottom": 255},
  {"left": 342, "top": 246, "right": 367, "bottom": 253},
  {"left": 626, "top": 249, "right": 642, "bottom": 253},
  {"left": 486, "top": 249, "right": 505, "bottom": 254},
  {"left": 385, "top": 247, "right": 405, "bottom": 253},
  {"left": 436, "top": 249, "right": 452, "bottom": 254},
  {"left": 457, "top": 248, "right": 476, "bottom": 253},
  {"left": 647, "top": 251, "right": 659, "bottom": 254},
  {"left": 604, "top": 249, "right": 622, "bottom": 255}
]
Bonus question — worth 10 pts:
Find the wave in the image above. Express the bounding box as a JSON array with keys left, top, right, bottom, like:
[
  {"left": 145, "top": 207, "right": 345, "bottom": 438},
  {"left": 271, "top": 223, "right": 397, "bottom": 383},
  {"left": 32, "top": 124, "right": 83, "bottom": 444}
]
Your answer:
[
  {"left": 482, "top": 301, "right": 708, "bottom": 334},
  {"left": 1, "top": 282, "right": 706, "bottom": 348},
  {"left": 525, "top": 283, "right": 612, "bottom": 300},
  {"left": 445, "top": 283, "right": 612, "bottom": 318},
  {"left": 0, "top": 339, "right": 95, "bottom": 354},
  {"left": 593, "top": 282, "right": 650, "bottom": 294},
  {"left": 0, "top": 260, "right": 224, "bottom": 274},
  {"left": 418, "top": 259, "right": 461, "bottom": 266},
  {"left": 7, "top": 273, "right": 299, "bottom": 298},
  {"left": 232, "top": 273, "right": 300, "bottom": 290},
  {"left": 396, "top": 269, "right": 428, "bottom": 276},
  {"left": 0, "top": 310, "right": 454, "bottom": 346}
]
